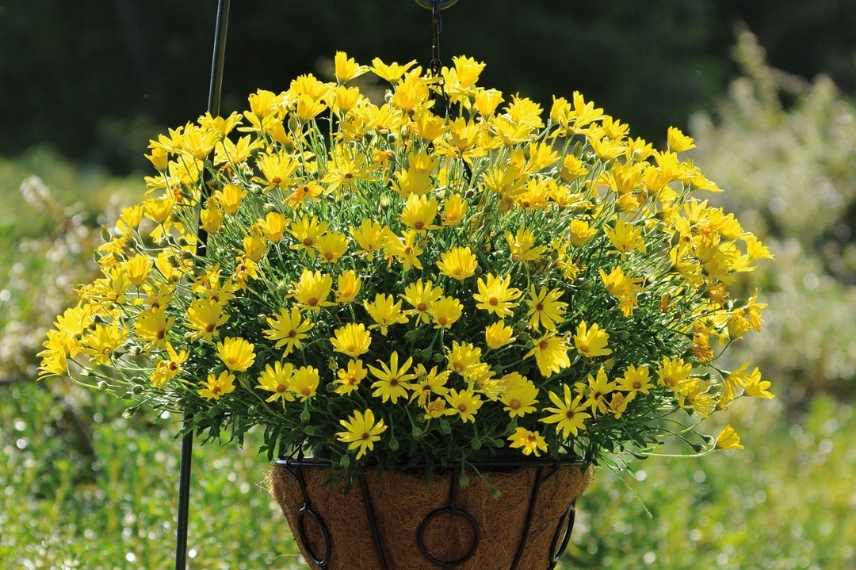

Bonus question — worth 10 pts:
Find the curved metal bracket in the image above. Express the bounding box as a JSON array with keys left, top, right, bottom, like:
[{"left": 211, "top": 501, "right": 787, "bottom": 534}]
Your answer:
[
  {"left": 284, "top": 464, "right": 333, "bottom": 568},
  {"left": 415, "top": 0, "right": 459, "bottom": 10},
  {"left": 547, "top": 501, "right": 577, "bottom": 569}
]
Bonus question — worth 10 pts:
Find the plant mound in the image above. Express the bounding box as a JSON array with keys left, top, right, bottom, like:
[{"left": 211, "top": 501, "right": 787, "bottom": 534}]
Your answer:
[{"left": 39, "top": 52, "right": 773, "bottom": 473}]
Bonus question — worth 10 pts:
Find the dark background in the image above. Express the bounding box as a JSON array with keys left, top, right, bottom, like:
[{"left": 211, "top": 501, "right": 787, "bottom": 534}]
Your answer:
[{"left": 3, "top": 0, "right": 855, "bottom": 173}]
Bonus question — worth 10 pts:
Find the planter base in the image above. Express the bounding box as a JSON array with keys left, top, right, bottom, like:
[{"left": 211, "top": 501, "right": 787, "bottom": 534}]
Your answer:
[{"left": 270, "top": 460, "right": 591, "bottom": 569}]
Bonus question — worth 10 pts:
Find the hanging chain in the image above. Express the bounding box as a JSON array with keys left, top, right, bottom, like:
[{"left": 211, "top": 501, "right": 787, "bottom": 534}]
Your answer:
[
  {"left": 429, "top": 0, "right": 443, "bottom": 78},
  {"left": 416, "top": 0, "right": 458, "bottom": 113}
]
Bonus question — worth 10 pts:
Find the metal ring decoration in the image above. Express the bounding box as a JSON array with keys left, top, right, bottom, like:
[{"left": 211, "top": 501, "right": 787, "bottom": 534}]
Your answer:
[
  {"left": 547, "top": 501, "right": 577, "bottom": 569},
  {"left": 416, "top": 469, "right": 480, "bottom": 566},
  {"left": 415, "top": 0, "right": 459, "bottom": 10},
  {"left": 283, "top": 464, "right": 333, "bottom": 568},
  {"left": 296, "top": 505, "right": 333, "bottom": 567},
  {"left": 416, "top": 505, "right": 480, "bottom": 566}
]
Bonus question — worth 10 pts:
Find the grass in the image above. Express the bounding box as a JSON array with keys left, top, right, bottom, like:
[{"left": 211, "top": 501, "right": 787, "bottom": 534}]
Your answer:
[{"left": 1, "top": 382, "right": 303, "bottom": 569}]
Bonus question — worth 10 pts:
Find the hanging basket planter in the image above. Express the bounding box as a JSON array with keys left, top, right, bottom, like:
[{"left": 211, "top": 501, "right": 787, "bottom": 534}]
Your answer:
[
  {"left": 36, "top": 3, "right": 775, "bottom": 568},
  {"left": 271, "top": 459, "right": 591, "bottom": 569}
]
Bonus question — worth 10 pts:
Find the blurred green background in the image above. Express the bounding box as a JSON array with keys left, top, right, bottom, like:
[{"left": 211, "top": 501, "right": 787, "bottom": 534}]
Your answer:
[{"left": 2, "top": 2, "right": 856, "bottom": 568}]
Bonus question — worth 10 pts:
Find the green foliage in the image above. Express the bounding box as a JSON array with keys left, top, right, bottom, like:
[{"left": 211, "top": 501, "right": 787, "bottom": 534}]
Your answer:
[
  {"left": 573, "top": 397, "right": 856, "bottom": 569},
  {"left": 0, "top": 382, "right": 302, "bottom": 569}
]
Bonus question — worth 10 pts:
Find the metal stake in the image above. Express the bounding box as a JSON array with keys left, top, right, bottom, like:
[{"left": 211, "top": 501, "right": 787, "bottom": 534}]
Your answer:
[{"left": 175, "top": 1, "right": 231, "bottom": 568}]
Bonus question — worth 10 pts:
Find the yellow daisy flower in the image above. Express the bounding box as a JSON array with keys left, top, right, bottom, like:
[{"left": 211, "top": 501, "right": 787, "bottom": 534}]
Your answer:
[
  {"left": 526, "top": 286, "right": 567, "bottom": 331},
  {"left": 508, "top": 427, "right": 548, "bottom": 456},
  {"left": 430, "top": 296, "right": 463, "bottom": 329},
  {"left": 290, "top": 366, "right": 320, "bottom": 401},
  {"left": 500, "top": 372, "right": 538, "bottom": 417},
  {"left": 505, "top": 228, "right": 546, "bottom": 263},
  {"left": 573, "top": 321, "right": 612, "bottom": 358},
  {"left": 198, "top": 371, "right": 236, "bottom": 401},
  {"left": 292, "top": 270, "right": 334, "bottom": 311},
  {"left": 473, "top": 274, "right": 522, "bottom": 318},
  {"left": 216, "top": 337, "right": 256, "bottom": 372},
  {"left": 290, "top": 215, "right": 329, "bottom": 251},
  {"left": 715, "top": 425, "right": 743, "bottom": 450},
  {"left": 363, "top": 293, "right": 408, "bottom": 336},
  {"left": 351, "top": 218, "right": 387, "bottom": 254},
  {"left": 541, "top": 385, "right": 590, "bottom": 439},
  {"left": 314, "top": 232, "right": 349, "bottom": 263},
  {"left": 400, "top": 194, "right": 439, "bottom": 231},
  {"left": 369, "top": 351, "right": 416, "bottom": 403},
  {"left": 525, "top": 334, "right": 571, "bottom": 377},
  {"left": 437, "top": 246, "right": 478, "bottom": 281},
  {"left": 335, "top": 270, "right": 362, "bottom": 304},
  {"left": 657, "top": 356, "right": 692, "bottom": 390},
  {"left": 256, "top": 362, "right": 295, "bottom": 403},
  {"left": 336, "top": 409, "right": 387, "bottom": 460},
  {"left": 617, "top": 364, "right": 652, "bottom": 396},
  {"left": 401, "top": 279, "right": 443, "bottom": 324},
  {"left": 330, "top": 322, "right": 372, "bottom": 358},
  {"left": 335, "top": 359, "right": 368, "bottom": 396},
  {"left": 264, "top": 307, "right": 313, "bottom": 356},
  {"left": 445, "top": 389, "right": 483, "bottom": 423},
  {"left": 484, "top": 321, "right": 516, "bottom": 349}
]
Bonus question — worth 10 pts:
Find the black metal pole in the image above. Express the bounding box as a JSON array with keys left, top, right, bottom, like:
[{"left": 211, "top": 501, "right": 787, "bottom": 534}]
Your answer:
[{"left": 175, "top": 1, "right": 230, "bottom": 569}]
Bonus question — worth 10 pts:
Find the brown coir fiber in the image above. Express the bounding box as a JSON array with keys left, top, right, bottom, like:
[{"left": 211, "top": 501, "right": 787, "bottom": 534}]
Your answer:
[{"left": 270, "top": 463, "right": 591, "bottom": 569}]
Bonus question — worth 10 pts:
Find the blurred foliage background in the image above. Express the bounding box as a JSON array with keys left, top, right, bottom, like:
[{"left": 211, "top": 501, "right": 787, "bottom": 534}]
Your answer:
[{"left": 2, "top": 1, "right": 856, "bottom": 568}]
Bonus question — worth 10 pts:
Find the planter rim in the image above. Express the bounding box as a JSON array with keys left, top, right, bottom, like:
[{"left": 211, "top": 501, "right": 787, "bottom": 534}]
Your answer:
[{"left": 274, "top": 456, "right": 588, "bottom": 470}]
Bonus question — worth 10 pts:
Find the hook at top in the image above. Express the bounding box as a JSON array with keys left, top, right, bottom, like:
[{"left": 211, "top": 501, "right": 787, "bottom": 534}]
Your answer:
[{"left": 415, "top": 0, "right": 459, "bottom": 10}]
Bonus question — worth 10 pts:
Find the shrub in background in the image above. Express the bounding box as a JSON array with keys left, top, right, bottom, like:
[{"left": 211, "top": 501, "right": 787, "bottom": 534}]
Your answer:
[{"left": 691, "top": 29, "right": 856, "bottom": 400}]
